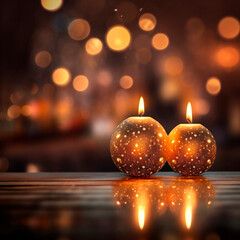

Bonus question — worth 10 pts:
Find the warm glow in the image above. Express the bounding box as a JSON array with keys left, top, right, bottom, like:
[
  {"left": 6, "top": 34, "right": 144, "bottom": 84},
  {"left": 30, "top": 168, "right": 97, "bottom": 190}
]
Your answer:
[
  {"left": 138, "top": 97, "right": 144, "bottom": 116},
  {"left": 185, "top": 204, "right": 192, "bottom": 230},
  {"left": 22, "top": 105, "right": 32, "bottom": 116},
  {"left": 139, "top": 13, "right": 157, "bottom": 31},
  {"left": 26, "top": 164, "right": 39, "bottom": 173},
  {"left": 7, "top": 105, "right": 21, "bottom": 119},
  {"left": 218, "top": 16, "right": 240, "bottom": 39},
  {"left": 164, "top": 57, "right": 183, "bottom": 75},
  {"left": 152, "top": 33, "right": 169, "bottom": 50},
  {"left": 68, "top": 19, "right": 90, "bottom": 40},
  {"left": 85, "top": 38, "right": 103, "bottom": 55},
  {"left": 206, "top": 77, "right": 221, "bottom": 95},
  {"left": 195, "top": 99, "right": 210, "bottom": 115},
  {"left": 186, "top": 102, "right": 192, "bottom": 123},
  {"left": 35, "top": 51, "right": 52, "bottom": 68},
  {"left": 41, "top": 0, "right": 63, "bottom": 11},
  {"left": 73, "top": 75, "right": 89, "bottom": 92},
  {"left": 52, "top": 68, "right": 71, "bottom": 86},
  {"left": 106, "top": 25, "right": 131, "bottom": 51},
  {"left": 216, "top": 47, "right": 239, "bottom": 68},
  {"left": 120, "top": 75, "right": 134, "bottom": 89},
  {"left": 138, "top": 205, "right": 145, "bottom": 230}
]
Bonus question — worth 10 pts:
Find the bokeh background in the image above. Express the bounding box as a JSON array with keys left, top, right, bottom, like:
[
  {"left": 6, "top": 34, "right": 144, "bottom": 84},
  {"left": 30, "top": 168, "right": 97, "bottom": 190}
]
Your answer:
[{"left": 0, "top": 0, "right": 240, "bottom": 172}]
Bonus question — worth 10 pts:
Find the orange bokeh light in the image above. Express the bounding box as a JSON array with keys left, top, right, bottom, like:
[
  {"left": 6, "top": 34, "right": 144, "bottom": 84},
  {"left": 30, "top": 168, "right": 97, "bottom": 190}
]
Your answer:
[
  {"left": 85, "top": 38, "right": 103, "bottom": 55},
  {"left": 218, "top": 16, "right": 240, "bottom": 39},
  {"left": 164, "top": 57, "right": 183, "bottom": 75},
  {"left": 7, "top": 105, "right": 21, "bottom": 119},
  {"left": 216, "top": 47, "right": 239, "bottom": 68},
  {"left": 73, "top": 75, "right": 89, "bottom": 92},
  {"left": 119, "top": 75, "right": 134, "bottom": 89},
  {"left": 139, "top": 13, "right": 156, "bottom": 31},
  {"left": 68, "top": 19, "right": 90, "bottom": 40},
  {"left": 41, "top": 0, "right": 63, "bottom": 11},
  {"left": 35, "top": 51, "right": 52, "bottom": 68},
  {"left": 206, "top": 77, "right": 221, "bottom": 95},
  {"left": 152, "top": 33, "right": 169, "bottom": 50},
  {"left": 22, "top": 105, "right": 32, "bottom": 116},
  {"left": 106, "top": 25, "right": 131, "bottom": 51},
  {"left": 52, "top": 67, "right": 71, "bottom": 86}
]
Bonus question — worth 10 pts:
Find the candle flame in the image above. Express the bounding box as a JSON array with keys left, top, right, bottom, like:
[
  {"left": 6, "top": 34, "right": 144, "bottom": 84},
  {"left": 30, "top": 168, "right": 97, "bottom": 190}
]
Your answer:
[
  {"left": 138, "top": 205, "right": 145, "bottom": 230},
  {"left": 138, "top": 97, "right": 144, "bottom": 117},
  {"left": 186, "top": 102, "right": 192, "bottom": 123},
  {"left": 185, "top": 204, "right": 192, "bottom": 230}
]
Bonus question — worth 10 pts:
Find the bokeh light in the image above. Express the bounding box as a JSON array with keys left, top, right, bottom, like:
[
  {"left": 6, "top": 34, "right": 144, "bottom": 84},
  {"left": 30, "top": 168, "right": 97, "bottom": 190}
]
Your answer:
[
  {"left": 52, "top": 67, "right": 71, "bottom": 86},
  {"left": 160, "top": 79, "right": 179, "bottom": 101},
  {"left": 120, "top": 75, "right": 134, "bottom": 89},
  {"left": 41, "top": 0, "right": 63, "bottom": 12},
  {"left": 195, "top": 99, "right": 210, "bottom": 115},
  {"left": 68, "top": 19, "right": 90, "bottom": 40},
  {"left": 152, "top": 33, "right": 169, "bottom": 50},
  {"left": 216, "top": 46, "right": 239, "bottom": 68},
  {"left": 22, "top": 105, "right": 32, "bottom": 117},
  {"left": 73, "top": 75, "right": 89, "bottom": 92},
  {"left": 26, "top": 164, "right": 40, "bottom": 173},
  {"left": 35, "top": 51, "right": 52, "bottom": 68},
  {"left": 206, "top": 77, "right": 221, "bottom": 95},
  {"left": 97, "top": 70, "right": 113, "bottom": 87},
  {"left": 7, "top": 105, "right": 21, "bottom": 119},
  {"left": 164, "top": 57, "right": 183, "bottom": 75},
  {"left": 218, "top": 16, "right": 240, "bottom": 39},
  {"left": 135, "top": 48, "right": 152, "bottom": 64},
  {"left": 106, "top": 25, "right": 131, "bottom": 51},
  {"left": 85, "top": 38, "right": 103, "bottom": 55},
  {"left": 139, "top": 13, "right": 156, "bottom": 31},
  {"left": 30, "top": 84, "right": 39, "bottom": 95}
]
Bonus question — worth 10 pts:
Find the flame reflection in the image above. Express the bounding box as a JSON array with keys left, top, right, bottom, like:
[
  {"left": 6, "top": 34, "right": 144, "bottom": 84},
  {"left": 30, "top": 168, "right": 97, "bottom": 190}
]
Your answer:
[
  {"left": 138, "top": 204, "right": 145, "bottom": 230},
  {"left": 113, "top": 178, "right": 167, "bottom": 230},
  {"left": 168, "top": 176, "right": 216, "bottom": 230}
]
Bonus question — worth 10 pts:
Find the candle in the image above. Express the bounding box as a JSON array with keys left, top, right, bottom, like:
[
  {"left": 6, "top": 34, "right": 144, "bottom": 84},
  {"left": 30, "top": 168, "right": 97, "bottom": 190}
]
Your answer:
[
  {"left": 167, "top": 102, "right": 217, "bottom": 176},
  {"left": 110, "top": 97, "right": 168, "bottom": 177}
]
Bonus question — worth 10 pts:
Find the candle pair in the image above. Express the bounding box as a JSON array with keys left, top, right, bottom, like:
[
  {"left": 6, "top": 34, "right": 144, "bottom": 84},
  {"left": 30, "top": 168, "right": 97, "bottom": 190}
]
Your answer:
[{"left": 110, "top": 97, "right": 216, "bottom": 176}]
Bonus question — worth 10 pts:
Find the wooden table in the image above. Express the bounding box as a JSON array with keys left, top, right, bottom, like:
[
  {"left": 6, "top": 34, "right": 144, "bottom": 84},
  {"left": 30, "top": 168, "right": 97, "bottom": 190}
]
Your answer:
[{"left": 0, "top": 172, "right": 239, "bottom": 239}]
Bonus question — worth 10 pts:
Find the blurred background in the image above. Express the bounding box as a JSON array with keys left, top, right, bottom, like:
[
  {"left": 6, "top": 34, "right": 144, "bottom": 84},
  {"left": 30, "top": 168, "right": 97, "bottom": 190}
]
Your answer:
[{"left": 0, "top": 0, "right": 240, "bottom": 172}]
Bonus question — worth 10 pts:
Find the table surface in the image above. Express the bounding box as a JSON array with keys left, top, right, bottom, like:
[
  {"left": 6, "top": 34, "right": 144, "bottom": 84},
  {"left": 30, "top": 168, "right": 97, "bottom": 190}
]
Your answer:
[{"left": 0, "top": 172, "right": 239, "bottom": 240}]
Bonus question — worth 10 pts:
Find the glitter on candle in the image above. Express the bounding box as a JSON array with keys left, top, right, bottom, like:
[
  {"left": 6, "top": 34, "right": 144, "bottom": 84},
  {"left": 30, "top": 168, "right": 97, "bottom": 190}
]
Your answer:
[
  {"left": 167, "top": 103, "right": 217, "bottom": 176},
  {"left": 110, "top": 97, "right": 167, "bottom": 177}
]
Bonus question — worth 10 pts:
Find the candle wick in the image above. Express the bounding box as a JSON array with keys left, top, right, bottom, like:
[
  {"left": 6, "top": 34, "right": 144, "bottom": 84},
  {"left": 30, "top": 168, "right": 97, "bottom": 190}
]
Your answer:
[
  {"left": 187, "top": 118, "right": 192, "bottom": 124},
  {"left": 138, "top": 112, "right": 143, "bottom": 117}
]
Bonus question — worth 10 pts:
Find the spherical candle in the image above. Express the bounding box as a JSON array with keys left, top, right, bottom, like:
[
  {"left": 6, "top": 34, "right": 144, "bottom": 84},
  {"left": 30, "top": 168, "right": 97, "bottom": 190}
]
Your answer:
[
  {"left": 110, "top": 97, "right": 168, "bottom": 177},
  {"left": 167, "top": 102, "right": 217, "bottom": 176}
]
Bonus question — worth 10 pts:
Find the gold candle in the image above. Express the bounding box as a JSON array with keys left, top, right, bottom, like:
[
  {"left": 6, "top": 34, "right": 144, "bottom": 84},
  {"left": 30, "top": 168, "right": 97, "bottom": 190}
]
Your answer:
[
  {"left": 110, "top": 97, "right": 168, "bottom": 177},
  {"left": 167, "top": 102, "right": 217, "bottom": 176}
]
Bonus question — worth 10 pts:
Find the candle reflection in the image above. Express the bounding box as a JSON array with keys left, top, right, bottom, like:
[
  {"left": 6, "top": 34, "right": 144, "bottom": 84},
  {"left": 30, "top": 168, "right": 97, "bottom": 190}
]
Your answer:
[
  {"left": 168, "top": 176, "right": 216, "bottom": 230},
  {"left": 138, "top": 203, "right": 145, "bottom": 230},
  {"left": 113, "top": 178, "right": 167, "bottom": 230},
  {"left": 184, "top": 191, "right": 195, "bottom": 230}
]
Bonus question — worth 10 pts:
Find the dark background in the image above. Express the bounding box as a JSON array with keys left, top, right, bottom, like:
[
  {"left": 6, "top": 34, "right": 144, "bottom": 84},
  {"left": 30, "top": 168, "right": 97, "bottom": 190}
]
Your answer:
[{"left": 0, "top": 0, "right": 240, "bottom": 172}]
